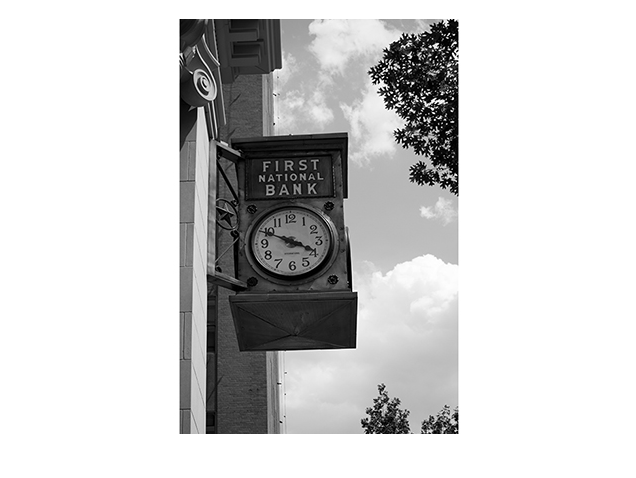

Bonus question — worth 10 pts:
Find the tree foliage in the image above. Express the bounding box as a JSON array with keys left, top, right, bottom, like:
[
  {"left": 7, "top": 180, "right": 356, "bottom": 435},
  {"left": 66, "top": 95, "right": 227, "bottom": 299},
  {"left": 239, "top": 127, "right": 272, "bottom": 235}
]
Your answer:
[
  {"left": 361, "top": 384, "right": 459, "bottom": 434},
  {"left": 421, "top": 405, "right": 459, "bottom": 434},
  {"left": 369, "top": 19, "right": 458, "bottom": 195},
  {"left": 361, "top": 383, "right": 411, "bottom": 434}
]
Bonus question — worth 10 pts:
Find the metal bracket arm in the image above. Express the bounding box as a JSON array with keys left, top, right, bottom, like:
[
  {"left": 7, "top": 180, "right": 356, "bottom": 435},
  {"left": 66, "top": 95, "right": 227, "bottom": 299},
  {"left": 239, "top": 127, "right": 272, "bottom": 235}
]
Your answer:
[
  {"left": 207, "top": 273, "right": 247, "bottom": 292},
  {"left": 216, "top": 141, "right": 243, "bottom": 163}
]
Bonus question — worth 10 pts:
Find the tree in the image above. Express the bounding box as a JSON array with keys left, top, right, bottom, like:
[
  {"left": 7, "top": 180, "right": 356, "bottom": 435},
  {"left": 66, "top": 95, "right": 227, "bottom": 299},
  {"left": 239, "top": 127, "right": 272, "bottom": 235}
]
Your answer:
[
  {"left": 369, "top": 19, "right": 458, "bottom": 195},
  {"left": 361, "top": 383, "right": 411, "bottom": 434},
  {"left": 420, "top": 405, "right": 459, "bottom": 434}
]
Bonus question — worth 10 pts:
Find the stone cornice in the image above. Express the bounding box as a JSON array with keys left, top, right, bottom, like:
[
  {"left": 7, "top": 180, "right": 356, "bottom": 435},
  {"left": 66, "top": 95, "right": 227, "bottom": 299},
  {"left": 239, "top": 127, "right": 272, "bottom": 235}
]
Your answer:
[{"left": 213, "top": 19, "right": 282, "bottom": 84}]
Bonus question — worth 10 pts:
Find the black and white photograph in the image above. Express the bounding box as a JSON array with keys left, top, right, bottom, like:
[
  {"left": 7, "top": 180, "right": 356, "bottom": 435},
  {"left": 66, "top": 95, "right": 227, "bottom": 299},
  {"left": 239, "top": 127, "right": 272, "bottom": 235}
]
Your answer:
[
  {"left": 179, "top": 18, "right": 458, "bottom": 434},
  {"left": 4, "top": 5, "right": 635, "bottom": 476}
]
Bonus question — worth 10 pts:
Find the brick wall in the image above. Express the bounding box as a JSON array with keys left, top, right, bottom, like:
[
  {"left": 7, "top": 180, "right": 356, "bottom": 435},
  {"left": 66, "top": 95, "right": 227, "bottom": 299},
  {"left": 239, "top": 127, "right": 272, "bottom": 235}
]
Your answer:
[{"left": 213, "top": 74, "right": 281, "bottom": 433}]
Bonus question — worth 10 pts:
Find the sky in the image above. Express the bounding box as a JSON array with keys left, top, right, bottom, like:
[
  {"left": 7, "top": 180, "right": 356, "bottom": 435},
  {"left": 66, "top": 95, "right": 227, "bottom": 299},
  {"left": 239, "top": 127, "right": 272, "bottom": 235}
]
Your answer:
[{"left": 272, "top": 19, "right": 458, "bottom": 434}]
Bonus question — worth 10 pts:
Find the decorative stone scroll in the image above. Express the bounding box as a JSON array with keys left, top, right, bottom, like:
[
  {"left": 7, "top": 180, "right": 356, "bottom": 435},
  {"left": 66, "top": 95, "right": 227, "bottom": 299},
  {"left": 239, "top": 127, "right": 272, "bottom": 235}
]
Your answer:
[{"left": 180, "top": 20, "right": 220, "bottom": 107}]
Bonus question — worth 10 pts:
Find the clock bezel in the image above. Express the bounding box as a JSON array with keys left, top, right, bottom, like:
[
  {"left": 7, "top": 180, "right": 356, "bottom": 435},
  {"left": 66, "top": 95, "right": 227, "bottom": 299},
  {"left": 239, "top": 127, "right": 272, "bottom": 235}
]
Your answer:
[{"left": 244, "top": 203, "right": 340, "bottom": 284}]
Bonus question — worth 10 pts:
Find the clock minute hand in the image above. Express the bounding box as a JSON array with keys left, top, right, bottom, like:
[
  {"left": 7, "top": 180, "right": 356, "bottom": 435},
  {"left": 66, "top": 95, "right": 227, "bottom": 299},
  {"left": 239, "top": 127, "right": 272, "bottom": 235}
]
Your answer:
[
  {"left": 259, "top": 229, "right": 290, "bottom": 242},
  {"left": 259, "top": 229, "right": 298, "bottom": 246},
  {"left": 259, "top": 230, "right": 316, "bottom": 252}
]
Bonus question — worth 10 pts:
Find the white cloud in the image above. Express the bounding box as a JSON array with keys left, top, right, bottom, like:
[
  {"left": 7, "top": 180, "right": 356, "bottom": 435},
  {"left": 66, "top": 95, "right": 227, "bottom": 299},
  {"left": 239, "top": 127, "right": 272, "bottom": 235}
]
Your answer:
[
  {"left": 420, "top": 197, "right": 458, "bottom": 225},
  {"left": 275, "top": 20, "right": 422, "bottom": 163},
  {"left": 283, "top": 254, "right": 458, "bottom": 433},
  {"left": 340, "top": 80, "right": 403, "bottom": 166},
  {"left": 276, "top": 87, "right": 334, "bottom": 134},
  {"left": 308, "top": 88, "right": 334, "bottom": 125},
  {"left": 308, "top": 20, "right": 401, "bottom": 76},
  {"left": 274, "top": 52, "right": 335, "bottom": 134},
  {"left": 276, "top": 21, "right": 407, "bottom": 157},
  {"left": 275, "top": 52, "right": 297, "bottom": 90}
]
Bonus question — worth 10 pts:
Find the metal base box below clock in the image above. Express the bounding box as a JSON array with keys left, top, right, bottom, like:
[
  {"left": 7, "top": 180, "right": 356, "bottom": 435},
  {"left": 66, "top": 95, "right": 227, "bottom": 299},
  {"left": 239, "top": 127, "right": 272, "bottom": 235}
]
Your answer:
[{"left": 228, "top": 291, "right": 358, "bottom": 351}]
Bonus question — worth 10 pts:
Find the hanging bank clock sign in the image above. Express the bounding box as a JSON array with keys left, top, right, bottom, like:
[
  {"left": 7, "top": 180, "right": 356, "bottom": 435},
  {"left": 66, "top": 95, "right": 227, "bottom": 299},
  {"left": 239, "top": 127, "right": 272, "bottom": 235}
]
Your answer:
[{"left": 227, "top": 133, "right": 357, "bottom": 352}]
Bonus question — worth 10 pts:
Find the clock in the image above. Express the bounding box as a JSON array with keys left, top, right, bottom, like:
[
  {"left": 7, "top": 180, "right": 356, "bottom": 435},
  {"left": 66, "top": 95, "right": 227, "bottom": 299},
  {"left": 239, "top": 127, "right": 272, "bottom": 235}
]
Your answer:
[{"left": 246, "top": 204, "right": 339, "bottom": 282}]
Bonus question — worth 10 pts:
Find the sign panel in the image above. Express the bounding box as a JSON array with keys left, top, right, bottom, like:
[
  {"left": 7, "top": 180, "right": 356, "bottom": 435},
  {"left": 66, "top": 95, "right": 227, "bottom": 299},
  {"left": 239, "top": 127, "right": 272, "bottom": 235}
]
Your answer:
[{"left": 246, "top": 155, "right": 334, "bottom": 200}]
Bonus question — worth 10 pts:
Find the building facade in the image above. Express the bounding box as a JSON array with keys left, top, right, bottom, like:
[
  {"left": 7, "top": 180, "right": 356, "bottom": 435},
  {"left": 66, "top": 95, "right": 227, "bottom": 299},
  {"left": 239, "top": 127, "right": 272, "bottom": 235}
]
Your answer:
[{"left": 179, "top": 19, "right": 283, "bottom": 434}]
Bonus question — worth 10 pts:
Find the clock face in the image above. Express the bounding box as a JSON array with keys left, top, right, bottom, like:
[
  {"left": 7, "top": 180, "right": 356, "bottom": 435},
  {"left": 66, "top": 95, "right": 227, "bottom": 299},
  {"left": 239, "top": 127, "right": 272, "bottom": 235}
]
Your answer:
[{"left": 248, "top": 206, "right": 336, "bottom": 280}]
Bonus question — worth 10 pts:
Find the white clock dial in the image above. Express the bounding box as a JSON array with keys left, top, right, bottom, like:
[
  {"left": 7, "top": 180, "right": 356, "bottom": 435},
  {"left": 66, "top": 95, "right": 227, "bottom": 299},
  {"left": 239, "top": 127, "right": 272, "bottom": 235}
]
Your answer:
[{"left": 249, "top": 206, "right": 335, "bottom": 279}]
